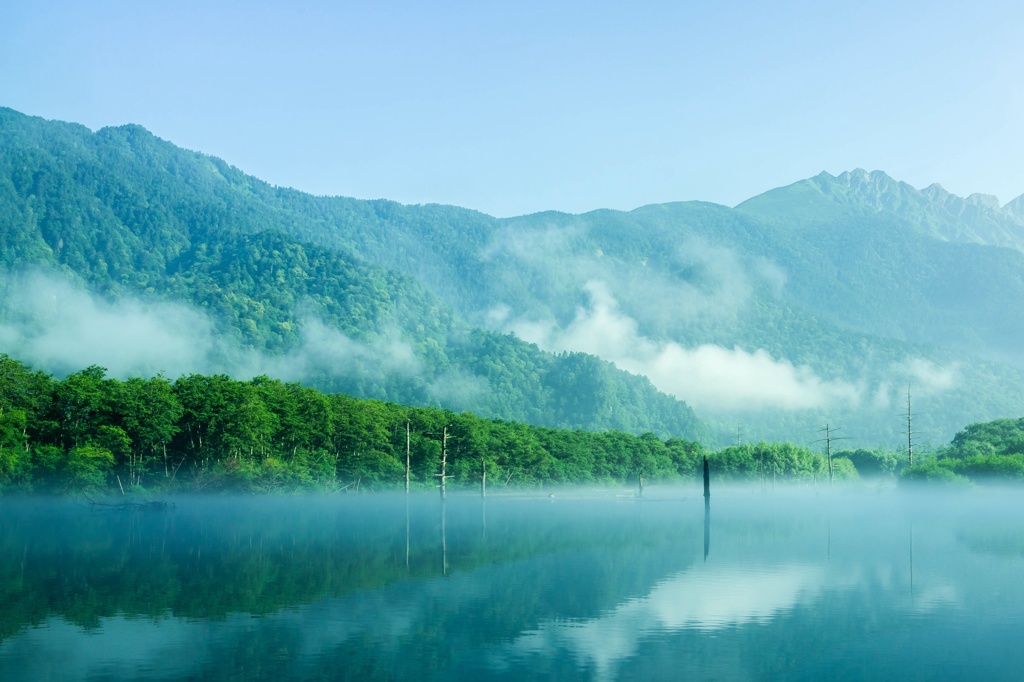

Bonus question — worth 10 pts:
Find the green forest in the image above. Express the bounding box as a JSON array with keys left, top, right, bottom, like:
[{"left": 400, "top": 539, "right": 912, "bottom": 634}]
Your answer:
[
  {"left": 3, "top": 353, "right": 1022, "bottom": 495},
  {"left": 5, "top": 108, "right": 1024, "bottom": 451},
  {"left": 0, "top": 354, "right": 841, "bottom": 494},
  {"left": 0, "top": 106, "right": 709, "bottom": 441}
]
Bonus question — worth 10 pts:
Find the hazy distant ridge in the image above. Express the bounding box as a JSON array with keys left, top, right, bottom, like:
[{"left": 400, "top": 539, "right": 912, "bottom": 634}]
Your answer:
[{"left": 738, "top": 168, "right": 1024, "bottom": 252}]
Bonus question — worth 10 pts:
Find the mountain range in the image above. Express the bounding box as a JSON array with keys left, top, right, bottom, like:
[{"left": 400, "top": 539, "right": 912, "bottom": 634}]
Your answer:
[{"left": 3, "top": 105, "right": 1024, "bottom": 449}]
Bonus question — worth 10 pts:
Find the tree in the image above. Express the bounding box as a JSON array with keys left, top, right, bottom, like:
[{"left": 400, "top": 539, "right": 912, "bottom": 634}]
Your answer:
[
  {"left": 0, "top": 408, "right": 29, "bottom": 488},
  {"left": 112, "top": 376, "right": 183, "bottom": 484}
]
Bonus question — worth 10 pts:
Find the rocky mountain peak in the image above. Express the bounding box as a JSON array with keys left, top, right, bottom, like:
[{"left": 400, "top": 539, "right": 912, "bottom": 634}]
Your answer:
[
  {"left": 967, "top": 193, "right": 1002, "bottom": 210},
  {"left": 1005, "top": 193, "right": 1024, "bottom": 222}
]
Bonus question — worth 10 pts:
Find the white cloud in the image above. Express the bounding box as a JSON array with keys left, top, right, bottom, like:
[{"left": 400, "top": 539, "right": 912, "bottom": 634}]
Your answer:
[
  {"left": 507, "top": 280, "right": 863, "bottom": 413},
  {"left": 893, "top": 358, "right": 960, "bottom": 395},
  {"left": 0, "top": 269, "right": 223, "bottom": 378},
  {"left": 0, "top": 269, "right": 421, "bottom": 388},
  {"left": 482, "top": 223, "right": 781, "bottom": 334}
]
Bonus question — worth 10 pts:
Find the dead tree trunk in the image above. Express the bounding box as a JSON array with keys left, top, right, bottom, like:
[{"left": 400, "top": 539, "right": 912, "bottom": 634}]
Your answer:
[{"left": 435, "top": 427, "right": 451, "bottom": 500}]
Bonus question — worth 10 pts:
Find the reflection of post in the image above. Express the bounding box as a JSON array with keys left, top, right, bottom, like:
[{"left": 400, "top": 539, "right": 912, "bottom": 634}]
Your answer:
[
  {"left": 481, "top": 498, "right": 487, "bottom": 542},
  {"left": 703, "top": 496, "right": 711, "bottom": 562},
  {"left": 405, "top": 496, "right": 410, "bottom": 573},
  {"left": 909, "top": 521, "right": 914, "bottom": 602},
  {"left": 441, "top": 499, "right": 448, "bottom": 577}
]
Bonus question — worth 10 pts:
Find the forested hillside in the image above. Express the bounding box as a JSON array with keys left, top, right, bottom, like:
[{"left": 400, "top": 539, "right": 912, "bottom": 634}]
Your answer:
[
  {"left": 0, "top": 107, "right": 708, "bottom": 440},
  {"left": 3, "top": 106, "right": 1024, "bottom": 448}
]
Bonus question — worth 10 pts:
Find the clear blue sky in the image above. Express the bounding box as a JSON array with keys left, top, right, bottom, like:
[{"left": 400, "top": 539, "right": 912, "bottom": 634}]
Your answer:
[{"left": 2, "top": 0, "right": 1023, "bottom": 217}]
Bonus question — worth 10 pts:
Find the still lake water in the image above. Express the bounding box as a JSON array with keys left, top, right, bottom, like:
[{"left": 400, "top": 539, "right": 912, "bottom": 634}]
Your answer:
[{"left": 2, "top": 488, "right": 1024, "bottom": 681}]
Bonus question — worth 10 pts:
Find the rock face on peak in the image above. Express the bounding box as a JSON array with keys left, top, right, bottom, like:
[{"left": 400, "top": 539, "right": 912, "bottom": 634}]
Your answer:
[
  {"left": 738, "top": 169, "right": 1024, "bottom": 252},
  {"left": 967, "top": 193, "right": 1002, "bottom": 210},
  {"left": 1005, "top": 193, "right": 1024, "bottom": 222}
]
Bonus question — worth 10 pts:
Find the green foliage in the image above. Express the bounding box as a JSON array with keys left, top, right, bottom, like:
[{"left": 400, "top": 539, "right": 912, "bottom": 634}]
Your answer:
[
  {"left": 941, "top": 454, "right": 1024, "bottom": 482},
  {"left": 900, "top": 460, "right": 972, "bottom": 486},
  {"left": 0, "top": 408, "right": 29, "bottom": 487},
  {"left": 20, "top": 353, "right": 1024, "bottom": 493},
  {"left": 900, "top": 418, "right": 1024, "bottom": 486},
  {"left": 64, "top": 445, "right": 114, "bottom": 492},
  {"left": 0, "top": 109, "right": 707, "bottom": 440},
  {"left": 0, "top": 355, "right": 719, "bottom": 494},
  {"left": 830, "top": 457, "right": 859, "bottom": 481},
  {"left": 837, "top": 448, "right": 899, "bottom": 478},
  {"left": 706, "top": 441, "right": 828, "bottom": 483},
  {"left": 947, "top": 418, "right": 1024, "bottom": 459},
  {"left": 7, "top": 108, "right": 1024, "bottom": 450}
]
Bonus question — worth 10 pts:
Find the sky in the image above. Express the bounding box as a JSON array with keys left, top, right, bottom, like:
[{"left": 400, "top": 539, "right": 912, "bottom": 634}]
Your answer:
[{"left": 2, "top": 0, "right": 1023, "bottom": 217}]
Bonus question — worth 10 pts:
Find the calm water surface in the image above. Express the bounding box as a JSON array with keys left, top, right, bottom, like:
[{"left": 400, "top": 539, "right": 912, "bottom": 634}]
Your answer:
[{"left": 2, "top": 489, "right": 1024, "bottom": 680}]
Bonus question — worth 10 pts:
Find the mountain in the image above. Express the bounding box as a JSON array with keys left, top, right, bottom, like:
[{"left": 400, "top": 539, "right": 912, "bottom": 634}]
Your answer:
[
  {"left": 3, "top": 106, "right": 1024, "bottom": 449},
  {"left": 737, "top": 168, "right": 1024, "bottom": 252},
  {"left": 0, "top": 107, "right": 709, "bottom": 441}
]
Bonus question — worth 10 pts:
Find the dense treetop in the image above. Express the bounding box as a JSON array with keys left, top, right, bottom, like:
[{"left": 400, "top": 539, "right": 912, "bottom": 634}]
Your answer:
[{"left": 0, "top": 355, "right": 847, "bottom": 495}]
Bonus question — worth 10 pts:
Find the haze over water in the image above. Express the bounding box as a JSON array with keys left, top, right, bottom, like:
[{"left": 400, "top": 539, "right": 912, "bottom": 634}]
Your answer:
[{"left": 2, "top": 489, "right": 1023, "bottom": 680}]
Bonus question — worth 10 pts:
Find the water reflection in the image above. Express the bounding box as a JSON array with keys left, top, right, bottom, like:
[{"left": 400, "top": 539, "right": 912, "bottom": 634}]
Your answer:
[
  {"left": 441, "top": 499, "right": 448, "bottom": 577},
  {"left": 703, "top": 497, "right": 710, "bottom": 562},
  {"left": 501, "top": 563, "right": 827, "bottom": 680},
  {"left": 4, "top": 492, "right": 1024, "bottom": 680}
]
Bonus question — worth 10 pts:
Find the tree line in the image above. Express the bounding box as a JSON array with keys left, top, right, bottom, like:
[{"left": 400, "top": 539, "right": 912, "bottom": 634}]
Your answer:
[{"left": 0, "top": 355, "right": 865, "bottom": 494}]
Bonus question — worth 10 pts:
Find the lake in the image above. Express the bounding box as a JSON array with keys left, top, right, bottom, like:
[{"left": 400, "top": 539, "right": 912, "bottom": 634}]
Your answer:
[{"left": 2, "top": 487, "right": 1024, "bottom": 680}]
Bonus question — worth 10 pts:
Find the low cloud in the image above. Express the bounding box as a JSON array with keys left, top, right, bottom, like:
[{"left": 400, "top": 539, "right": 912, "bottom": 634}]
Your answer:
[
  {"left": 482, "top": 223, "right": 785, "bottom": 335},
  {"left": 867, "top": 359, "right": 961, "bottom": 410},
  {"left": 0, "top": 269, "right": 421, "bottom": 389},
  {"left": 894, "top": 358, "right": 960, "bottom": 395},
  {"left": 504, "top": 281, "right": 863, "bottom": 413},
  {"left": 0, "top": 269, "right": 223, "bottom": 378}
]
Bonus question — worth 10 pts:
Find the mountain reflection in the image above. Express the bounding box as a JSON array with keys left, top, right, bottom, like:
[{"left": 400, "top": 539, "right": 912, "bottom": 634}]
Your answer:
[{"left": 501, "top": 563, "right": 826, "bottom": 680}]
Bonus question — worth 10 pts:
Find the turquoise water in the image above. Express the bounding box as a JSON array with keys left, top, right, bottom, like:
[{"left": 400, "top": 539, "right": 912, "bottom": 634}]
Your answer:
[{"left": 2, "top": 489, "right": 1024, "bottom": 680}]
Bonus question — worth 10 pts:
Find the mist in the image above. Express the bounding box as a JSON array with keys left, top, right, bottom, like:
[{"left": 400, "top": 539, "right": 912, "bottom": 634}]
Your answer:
[
  {"left": 0, "top": 268, "right": 421, "bottom": 388},
  {"left": 481, "top": 223, "right": 772, "bottom": 335},
  {"left": 478, "top": 220, "right": 966, "bottom": 423},
  {"left": 481, "top": 223, "right": 871, "bottom": 413},
  {"left": 501, "top": 280, "right": 864, "bottom": 412}
]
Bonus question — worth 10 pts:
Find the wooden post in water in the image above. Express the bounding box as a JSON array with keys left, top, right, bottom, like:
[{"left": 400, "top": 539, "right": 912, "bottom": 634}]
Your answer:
[
  {"left": 405, "top": 421, "right": 411, "bottom": 495},
  {"left": 638, "top": 471, "right": 644, "bottom": 498},
  {"left": 703, "top": 456, "right": 711, "bottom": 561},
  {"left": 703, "top": 456, "right": 710, "bottom": 501}
]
